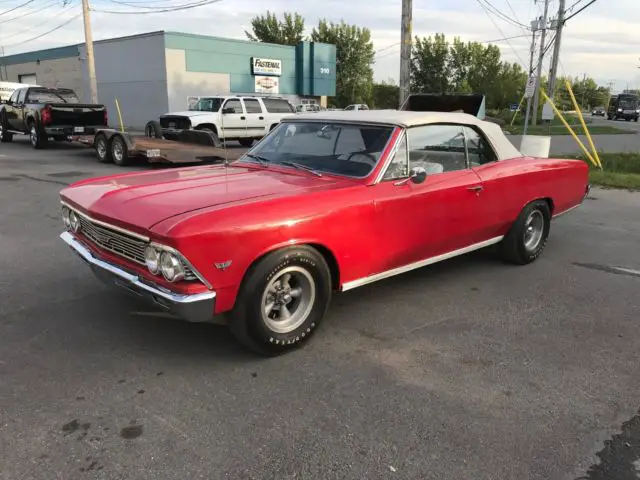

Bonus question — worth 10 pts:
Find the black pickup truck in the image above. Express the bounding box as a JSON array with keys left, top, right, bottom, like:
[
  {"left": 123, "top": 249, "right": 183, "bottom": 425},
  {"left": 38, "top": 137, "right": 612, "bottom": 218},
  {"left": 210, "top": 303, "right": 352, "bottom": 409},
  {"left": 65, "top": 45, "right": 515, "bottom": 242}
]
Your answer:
[{"left": 0, "top": 86, "right": 108, "bottom": 149}]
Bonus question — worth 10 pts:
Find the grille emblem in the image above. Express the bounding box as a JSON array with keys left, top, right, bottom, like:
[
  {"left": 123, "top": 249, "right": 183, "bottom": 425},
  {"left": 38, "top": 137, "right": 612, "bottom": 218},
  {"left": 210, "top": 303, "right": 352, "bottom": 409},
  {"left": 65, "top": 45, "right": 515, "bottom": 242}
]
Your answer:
[{"left": 214, "top": 261, "right": 232, "bottom": 271}]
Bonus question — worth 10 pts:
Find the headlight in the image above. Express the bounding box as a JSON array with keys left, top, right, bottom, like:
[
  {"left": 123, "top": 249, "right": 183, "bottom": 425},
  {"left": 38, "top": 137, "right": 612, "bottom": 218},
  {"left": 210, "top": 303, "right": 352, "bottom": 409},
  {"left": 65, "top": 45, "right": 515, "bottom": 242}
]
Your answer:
[
  {"left": 62, "top": 207, "right": 70, "bottom": 228},
  {"left": 69, "top": 210, "right": 80, "bottom": 232},
  {"left": 144, "top": 246, "right": 161, "bottom": 274},
  {"left": 618, "top": 108, "right": 622, "bottom": 112},
  {"left": 160, "top": 251, "right": 185, "bottom": 282}
]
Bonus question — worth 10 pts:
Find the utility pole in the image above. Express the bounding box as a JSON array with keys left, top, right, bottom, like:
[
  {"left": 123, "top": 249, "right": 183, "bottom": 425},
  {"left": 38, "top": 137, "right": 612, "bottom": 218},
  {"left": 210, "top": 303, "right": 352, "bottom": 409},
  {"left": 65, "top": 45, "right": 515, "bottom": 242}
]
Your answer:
[
  {"left": 531, "top": 0, "right": 550, "bottom": 126},
  {"left": 547, "top": 0, "right": 565, "bottom": 99},
  {"left": 399, "top": 0, "right": 412, "bottom": 108},
  {"left": 522, "top": 21, "right": 538, "bottom": 137},
  {"left": 81, "top": 0, "right": 99, "bottom": 103}
]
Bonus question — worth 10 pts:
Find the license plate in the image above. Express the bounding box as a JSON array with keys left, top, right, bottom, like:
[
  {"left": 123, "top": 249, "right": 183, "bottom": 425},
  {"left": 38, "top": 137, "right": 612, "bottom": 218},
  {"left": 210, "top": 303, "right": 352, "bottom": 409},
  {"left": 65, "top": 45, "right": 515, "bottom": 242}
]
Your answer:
[
  {"left": 623, "top": 110, "right": 635, "bottom": 114},
  {"left": 74, "top": 126, "right": 85, "bottom": 133},
  {"left": 146, "top": 149, "right": 161, "bottom": 158},
  {"left": 168, "top": 122, "right": 176, "bottom": 128}
]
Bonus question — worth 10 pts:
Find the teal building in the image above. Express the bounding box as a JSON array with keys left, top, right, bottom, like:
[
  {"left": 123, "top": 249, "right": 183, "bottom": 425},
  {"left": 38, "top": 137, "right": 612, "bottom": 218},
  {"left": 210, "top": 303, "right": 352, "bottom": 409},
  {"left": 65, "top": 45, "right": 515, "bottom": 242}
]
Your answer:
[{"left": 0, "top": 31, "right": 337, "bottom": 128}]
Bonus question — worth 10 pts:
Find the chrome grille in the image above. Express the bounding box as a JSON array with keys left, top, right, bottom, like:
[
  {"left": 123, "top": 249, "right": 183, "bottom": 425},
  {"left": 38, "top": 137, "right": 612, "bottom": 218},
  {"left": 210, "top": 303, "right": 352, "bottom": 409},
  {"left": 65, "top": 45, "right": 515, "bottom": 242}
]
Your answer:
[{"left": 77, "top": 215, "right": 197, "bottom": 281}]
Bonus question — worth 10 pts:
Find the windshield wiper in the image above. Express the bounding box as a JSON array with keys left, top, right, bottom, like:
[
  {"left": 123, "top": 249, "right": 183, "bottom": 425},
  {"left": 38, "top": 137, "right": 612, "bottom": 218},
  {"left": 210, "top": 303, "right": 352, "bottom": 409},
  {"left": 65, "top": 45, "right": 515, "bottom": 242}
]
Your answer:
[
  {"left": 278, "top": 161, "right": 323, "bottom": 177},
  {"left": 243, "top": 153, "right": 270, "bottom": 166}
]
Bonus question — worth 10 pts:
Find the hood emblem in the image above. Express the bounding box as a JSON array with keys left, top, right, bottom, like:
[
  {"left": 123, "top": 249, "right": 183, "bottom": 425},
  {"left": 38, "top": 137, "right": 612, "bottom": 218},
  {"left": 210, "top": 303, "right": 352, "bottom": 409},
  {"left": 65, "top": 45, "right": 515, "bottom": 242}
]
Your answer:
[{"left": 214, "top": 260, "right": 232, "bottom": 271}]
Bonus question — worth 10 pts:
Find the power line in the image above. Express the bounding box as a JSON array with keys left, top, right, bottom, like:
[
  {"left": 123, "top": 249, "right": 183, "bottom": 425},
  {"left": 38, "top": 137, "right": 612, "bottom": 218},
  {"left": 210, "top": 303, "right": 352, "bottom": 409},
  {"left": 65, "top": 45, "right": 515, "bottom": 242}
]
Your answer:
[
  {"left": 0, "top": 0, "right": 34, "bottom": 16},
  {"left": 1, "top": 12, "right": 80, "bottom": 47},
  {"left": 94, "top": 0, "right": 223, "bottom": 14},
  {"left": 564, "top": 0, "right": 597, "bottom": 22},
  {"left": 0, "top": 0, "right": 63, "bottom": 26},
  {"left": 478, "top": 0, "right": 531, "bottom": 31},
  {"left": 0, "top": 2, "right": 78, "bottom": 41},
  {"left": 475, "top": 0, "right": 527, "bottom": 67}
]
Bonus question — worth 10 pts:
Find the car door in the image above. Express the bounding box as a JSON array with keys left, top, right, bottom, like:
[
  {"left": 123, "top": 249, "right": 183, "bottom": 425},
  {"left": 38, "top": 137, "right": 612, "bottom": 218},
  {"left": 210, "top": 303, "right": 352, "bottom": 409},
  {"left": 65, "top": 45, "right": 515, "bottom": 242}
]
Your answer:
[
  {"left": 220, "top": 98, "right": 247, "bottom": 138},
  {"left": 5, "top": 89, "right": 22, "bottom": 130},
  {"left": 15, "top": 88, "right": 28, "bottom": 130},
  {"left": 242, "top": 98, "right": 265, "bottom": 137},
  {"left": 370, "top": 124, "right": 488, "bottom": 275}
]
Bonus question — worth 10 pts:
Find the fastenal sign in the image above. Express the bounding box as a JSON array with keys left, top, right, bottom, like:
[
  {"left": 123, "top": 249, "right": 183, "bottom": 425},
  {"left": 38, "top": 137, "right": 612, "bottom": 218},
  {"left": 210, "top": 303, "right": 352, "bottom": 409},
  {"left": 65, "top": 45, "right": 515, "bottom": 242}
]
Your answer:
[{"left": 251, "top": 57, "right": 282, "bottom": 77}]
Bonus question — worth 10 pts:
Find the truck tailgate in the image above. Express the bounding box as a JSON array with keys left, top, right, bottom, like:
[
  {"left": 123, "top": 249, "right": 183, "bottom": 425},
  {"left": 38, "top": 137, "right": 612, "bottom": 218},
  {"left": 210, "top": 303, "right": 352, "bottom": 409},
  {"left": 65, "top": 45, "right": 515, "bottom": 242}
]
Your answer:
[{"left": 48, "top": 103, "right": 106, "bottom": 126}]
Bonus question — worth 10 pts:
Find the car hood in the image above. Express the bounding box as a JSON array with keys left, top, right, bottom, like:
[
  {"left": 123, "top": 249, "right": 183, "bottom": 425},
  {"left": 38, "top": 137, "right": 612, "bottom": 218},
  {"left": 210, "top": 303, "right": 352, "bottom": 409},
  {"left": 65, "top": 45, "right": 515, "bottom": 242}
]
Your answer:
[
  {"left": 161, "top": 111, "right": 212, "bottom": 118},
  {"left": 60, "top": 165, "right": 347, "bottom": 232}
]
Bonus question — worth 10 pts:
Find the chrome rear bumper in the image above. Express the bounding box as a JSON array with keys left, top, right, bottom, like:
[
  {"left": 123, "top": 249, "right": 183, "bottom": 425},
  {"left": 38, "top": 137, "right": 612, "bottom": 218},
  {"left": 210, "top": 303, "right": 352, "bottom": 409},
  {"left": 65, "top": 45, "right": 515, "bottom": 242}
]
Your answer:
[{"left": 60, "top": 231, "right": 216, "bottom": 323}]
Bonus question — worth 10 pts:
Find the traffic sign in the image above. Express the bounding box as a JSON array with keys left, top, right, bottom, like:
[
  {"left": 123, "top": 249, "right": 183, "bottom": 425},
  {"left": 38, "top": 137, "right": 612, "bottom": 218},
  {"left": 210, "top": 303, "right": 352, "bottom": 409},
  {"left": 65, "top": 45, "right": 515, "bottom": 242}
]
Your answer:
[
  {"left": 525, "top": 76, "right": 536, "bottom": 98},
  {"left": 510, "top": 104, "right": 520, "bottom": 112}
]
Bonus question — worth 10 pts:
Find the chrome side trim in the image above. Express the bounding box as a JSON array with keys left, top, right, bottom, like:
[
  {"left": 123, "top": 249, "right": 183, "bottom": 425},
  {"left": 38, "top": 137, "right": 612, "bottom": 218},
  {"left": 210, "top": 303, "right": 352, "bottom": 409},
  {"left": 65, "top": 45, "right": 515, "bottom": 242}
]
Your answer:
[
  {"left": 341, "top": 236, "right": 504, "bottom": 292},
  {"left": 60, "top": 201, "right": 150, "bottom": 241},
  {"left": 61, "top": 232, "right": 216, "bottom": 322},
  {"left": 552, "top": 204, "right": 581, "bottom": 219},
  {"left": 150, "top": 241, "right": 213, "bottom": 290}
]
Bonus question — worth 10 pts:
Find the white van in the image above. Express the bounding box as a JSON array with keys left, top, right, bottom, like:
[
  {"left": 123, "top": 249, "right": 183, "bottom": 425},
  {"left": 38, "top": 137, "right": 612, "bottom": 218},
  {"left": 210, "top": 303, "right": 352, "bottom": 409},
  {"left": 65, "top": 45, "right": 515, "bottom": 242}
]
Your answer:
[{"left": 0, "top": 81, "right": 40, "bottom": 102}]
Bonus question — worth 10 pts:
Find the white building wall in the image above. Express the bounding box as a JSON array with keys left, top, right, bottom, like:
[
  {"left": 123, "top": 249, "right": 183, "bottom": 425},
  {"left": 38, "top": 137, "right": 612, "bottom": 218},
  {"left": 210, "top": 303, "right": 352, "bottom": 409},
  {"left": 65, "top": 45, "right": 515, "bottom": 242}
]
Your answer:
[
  {"left": 164, "top": 48, "right": 230, "bottom": 112},
  {"left": 3, "top": 57, "right": 84, "bottom": 98}
]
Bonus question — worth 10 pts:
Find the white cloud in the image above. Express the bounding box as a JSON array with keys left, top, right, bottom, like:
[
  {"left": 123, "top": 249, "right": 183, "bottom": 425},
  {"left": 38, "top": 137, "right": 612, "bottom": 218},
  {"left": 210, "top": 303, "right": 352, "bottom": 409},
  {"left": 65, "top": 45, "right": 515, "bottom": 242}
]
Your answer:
[{"left": 1, "top": 0, "right": 639, "bottom": 91}]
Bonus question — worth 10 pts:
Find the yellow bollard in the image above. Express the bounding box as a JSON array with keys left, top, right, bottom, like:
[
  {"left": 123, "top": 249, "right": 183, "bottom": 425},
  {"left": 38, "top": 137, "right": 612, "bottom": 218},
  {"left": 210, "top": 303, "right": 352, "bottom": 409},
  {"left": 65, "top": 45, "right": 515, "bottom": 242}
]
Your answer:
[
  {"left": 510, "top": 95, "right": 526, "bottom": 126},
  {"left": 540, "top": 91, "right": 599, "bottom": 167},
  {"left": 565, "top": 80, "right": 602, "bottom": 169},
  {"left": 114, "top": 98, "right": 125, "bottom": 133}
]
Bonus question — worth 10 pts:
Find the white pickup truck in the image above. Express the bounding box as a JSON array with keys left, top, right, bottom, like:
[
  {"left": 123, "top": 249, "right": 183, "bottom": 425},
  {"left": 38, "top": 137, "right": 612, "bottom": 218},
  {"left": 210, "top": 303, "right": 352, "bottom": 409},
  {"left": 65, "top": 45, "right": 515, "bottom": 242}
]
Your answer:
[{"left": 155, "top": 96, "right": 295, "bottom": 147}]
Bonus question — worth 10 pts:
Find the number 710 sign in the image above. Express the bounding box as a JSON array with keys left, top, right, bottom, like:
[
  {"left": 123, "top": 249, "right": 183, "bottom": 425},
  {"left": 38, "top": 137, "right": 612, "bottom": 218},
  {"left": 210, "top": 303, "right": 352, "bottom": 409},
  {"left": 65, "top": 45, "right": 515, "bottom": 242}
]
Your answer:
[{"left": 320, "top": 67, "right": 330, "bottom": 75}]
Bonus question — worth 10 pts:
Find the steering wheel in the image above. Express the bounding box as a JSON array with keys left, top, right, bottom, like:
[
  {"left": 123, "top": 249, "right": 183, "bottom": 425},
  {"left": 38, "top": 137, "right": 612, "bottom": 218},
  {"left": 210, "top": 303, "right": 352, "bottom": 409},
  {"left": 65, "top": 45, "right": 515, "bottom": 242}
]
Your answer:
[{"left": 346, "top": 151, "right": 377, "bottom": 166}]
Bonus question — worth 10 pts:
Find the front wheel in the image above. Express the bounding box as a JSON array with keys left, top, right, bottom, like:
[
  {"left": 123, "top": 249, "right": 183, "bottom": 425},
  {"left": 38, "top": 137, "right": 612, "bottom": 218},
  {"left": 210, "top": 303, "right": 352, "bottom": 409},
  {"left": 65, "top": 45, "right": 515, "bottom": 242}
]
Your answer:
[
  {"left": 229, "top": 246, "right": 332, "bottom": 356},
  {"left": 499, "top": 200, "right": 551, "bottom": 265},
  {"left": 0, "top": 121, "right": 12, "bottom": 143}
]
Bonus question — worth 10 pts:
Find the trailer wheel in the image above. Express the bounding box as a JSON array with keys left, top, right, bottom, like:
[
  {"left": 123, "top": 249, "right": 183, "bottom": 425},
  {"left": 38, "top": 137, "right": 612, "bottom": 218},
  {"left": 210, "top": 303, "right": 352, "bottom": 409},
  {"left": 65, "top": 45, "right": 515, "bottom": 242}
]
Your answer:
[
  {"left": 95, "top": 134, "right": 111, "bottom": 163},
  {"left": 145, "top": 120, "right": 163, "bottom": 138},
  {"left": 238, "top": 138, "right": 254, "bottom": 147},
  {"left": 110, "top": 135, "right": 130, "bottom": 166}
]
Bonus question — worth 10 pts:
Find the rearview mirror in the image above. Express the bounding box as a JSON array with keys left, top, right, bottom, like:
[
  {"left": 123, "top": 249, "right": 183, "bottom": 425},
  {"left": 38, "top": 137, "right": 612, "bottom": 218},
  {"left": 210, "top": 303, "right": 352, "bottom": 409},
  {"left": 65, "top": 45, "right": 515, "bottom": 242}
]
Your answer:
[
  {"left": 410, "top": 167, "right": 427, "bottom": 184},
  {"left": 222, "top": 107, "right": 235, "bottom": 114}
]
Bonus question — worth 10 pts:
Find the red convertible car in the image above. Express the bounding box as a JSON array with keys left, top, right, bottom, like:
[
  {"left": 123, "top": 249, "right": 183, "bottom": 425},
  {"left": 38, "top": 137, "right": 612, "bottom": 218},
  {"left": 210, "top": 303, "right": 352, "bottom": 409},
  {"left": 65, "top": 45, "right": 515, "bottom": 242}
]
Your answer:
[{"left": 59, "top": 110, "right": 590, "bottom": 355}]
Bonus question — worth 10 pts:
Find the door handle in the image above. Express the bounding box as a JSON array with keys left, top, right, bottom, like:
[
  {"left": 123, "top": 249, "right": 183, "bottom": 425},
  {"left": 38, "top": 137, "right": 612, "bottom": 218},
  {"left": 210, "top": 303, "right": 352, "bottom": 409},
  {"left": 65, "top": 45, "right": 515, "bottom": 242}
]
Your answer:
[
  {"left": 240, "top": 116, "right": 246, "bottom": 120},
  {"left": 467, "top": 185, "right": 483, "bottom": 192},
  {"left": 259, "top": 116, "right": 264, "bottom": 120}
]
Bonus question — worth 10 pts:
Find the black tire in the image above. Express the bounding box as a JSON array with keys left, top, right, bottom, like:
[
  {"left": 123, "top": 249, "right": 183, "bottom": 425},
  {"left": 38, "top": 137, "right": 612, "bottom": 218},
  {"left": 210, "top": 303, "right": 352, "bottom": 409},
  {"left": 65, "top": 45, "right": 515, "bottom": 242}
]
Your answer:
[
  {"left": 110, "top": 135, "right": 130, "bottom": 166},
  {"left": 29, "top": 120, "right": 48, "bottom": 149},
  {"left": 238, "top": 138, "right": 254, "bottom": 147},
  {"left": 229, "top": 246, "right": 332, "bottom": 356},
  {"left": 198, "top": 127, "right": 221, "bottom": 147},
  {"left": 0, "top": 119, "right": 12, "bottom": 143},
  {"left": 145, "top": 120, "right": 163, "bottom": 138},
  {"left": 94, "top": 134, "right": 111, "bottom": 163},
  {"left": 499, "top": 200, "right": 551, "bottom": 265}
]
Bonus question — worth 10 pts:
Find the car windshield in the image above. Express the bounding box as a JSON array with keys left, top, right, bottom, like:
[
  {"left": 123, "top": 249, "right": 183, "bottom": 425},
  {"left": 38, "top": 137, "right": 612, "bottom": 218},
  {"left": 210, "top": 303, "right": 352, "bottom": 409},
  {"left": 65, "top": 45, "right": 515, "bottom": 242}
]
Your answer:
[
  {"left": 238, "top": 121, "right": 395, "bottom": 178},
  {"left": 189, "top": 97, "right": 223, "bottom": 112}
]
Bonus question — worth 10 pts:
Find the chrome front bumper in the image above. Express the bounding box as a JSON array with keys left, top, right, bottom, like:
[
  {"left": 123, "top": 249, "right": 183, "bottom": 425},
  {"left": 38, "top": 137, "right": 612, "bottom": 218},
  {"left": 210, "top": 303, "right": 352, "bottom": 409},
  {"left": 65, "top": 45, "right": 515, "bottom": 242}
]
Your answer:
[{"left": 60, "top": 231, "right": 216, "bottom": 323}]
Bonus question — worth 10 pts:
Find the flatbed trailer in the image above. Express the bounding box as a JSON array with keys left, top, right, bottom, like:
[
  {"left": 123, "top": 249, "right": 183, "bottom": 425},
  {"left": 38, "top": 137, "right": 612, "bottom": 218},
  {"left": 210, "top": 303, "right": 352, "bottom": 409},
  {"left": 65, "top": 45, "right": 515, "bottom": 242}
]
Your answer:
[{"left": 75, "top": 128, "right": 248, "bottom": 166}]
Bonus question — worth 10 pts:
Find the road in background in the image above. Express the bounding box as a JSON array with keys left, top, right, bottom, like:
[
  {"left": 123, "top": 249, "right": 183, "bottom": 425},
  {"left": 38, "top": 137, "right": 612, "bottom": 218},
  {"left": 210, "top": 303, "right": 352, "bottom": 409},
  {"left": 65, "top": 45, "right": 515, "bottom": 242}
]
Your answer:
[{"left": 1, "top": 138, "right": 640, "bottom": 480}]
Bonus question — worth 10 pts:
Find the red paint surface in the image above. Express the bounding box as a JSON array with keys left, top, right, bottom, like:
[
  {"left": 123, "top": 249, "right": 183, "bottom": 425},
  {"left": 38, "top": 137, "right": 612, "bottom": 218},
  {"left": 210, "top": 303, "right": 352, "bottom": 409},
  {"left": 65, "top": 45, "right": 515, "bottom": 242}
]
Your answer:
[{"left": 60, "top": 128, "right": 589, "bottom": 315}]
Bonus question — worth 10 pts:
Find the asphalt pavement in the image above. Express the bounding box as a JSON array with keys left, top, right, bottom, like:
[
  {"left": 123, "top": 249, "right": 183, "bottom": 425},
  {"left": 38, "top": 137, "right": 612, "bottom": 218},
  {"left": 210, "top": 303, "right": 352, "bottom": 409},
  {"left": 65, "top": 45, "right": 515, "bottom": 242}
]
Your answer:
[{"left": 1, "top": 137, "right": 640, "bottom": 480}]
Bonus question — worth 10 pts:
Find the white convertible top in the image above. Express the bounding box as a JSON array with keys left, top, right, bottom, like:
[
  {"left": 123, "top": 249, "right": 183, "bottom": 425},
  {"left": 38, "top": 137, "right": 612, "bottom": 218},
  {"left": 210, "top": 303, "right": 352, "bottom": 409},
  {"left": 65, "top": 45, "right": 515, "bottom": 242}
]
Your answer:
[{"left": 288, "top": 109, "right": 524, "bottom": 161}]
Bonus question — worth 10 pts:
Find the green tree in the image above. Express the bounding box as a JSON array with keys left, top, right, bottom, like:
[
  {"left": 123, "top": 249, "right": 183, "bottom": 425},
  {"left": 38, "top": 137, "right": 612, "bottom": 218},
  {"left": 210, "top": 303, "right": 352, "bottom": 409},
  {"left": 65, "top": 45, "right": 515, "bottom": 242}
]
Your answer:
[
  {"left": 410, "top": 33, "right": 450, "bottom": 93},
  {"left": 311, "top": 20, "right": 375, "bottom": 107},
  {"left": 371, "top": 80, "right": 399, "bottom": 109},
  {"left": 245, "top": 11, "right": 305, "bottom": 46}
]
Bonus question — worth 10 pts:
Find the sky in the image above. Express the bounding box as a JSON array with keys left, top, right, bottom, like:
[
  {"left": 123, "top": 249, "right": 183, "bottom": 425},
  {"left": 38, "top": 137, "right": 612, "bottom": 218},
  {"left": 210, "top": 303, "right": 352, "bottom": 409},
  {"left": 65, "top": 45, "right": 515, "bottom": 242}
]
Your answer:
[{"left": 1, "top": 0, "right": 639, "bottom": 92}]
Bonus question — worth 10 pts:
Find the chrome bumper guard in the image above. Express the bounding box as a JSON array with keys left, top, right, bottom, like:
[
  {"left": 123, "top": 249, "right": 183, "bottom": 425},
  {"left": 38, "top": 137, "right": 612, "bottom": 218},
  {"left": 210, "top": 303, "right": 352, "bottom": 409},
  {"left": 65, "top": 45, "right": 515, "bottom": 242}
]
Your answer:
[{"left": 60, "top": 231, "right": 216, "bottom": 323}]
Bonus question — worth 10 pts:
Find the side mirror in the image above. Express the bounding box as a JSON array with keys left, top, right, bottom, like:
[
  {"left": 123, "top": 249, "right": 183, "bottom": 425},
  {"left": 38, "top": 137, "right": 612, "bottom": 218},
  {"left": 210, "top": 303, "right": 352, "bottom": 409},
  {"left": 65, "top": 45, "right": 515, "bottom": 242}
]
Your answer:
[
  {"left": 410, "top": 167, "right": 427, "bottom": 184},
  {"left": 222, "top": 107, "right": 235, "bottom": 114}
]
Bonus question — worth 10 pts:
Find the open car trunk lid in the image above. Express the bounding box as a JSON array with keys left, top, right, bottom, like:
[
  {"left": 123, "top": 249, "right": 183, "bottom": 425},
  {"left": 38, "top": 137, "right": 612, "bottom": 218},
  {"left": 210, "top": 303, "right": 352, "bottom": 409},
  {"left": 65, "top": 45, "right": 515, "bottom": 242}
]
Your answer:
[{"left": 400, "top": 93, "right": 486, "bottom": 119}]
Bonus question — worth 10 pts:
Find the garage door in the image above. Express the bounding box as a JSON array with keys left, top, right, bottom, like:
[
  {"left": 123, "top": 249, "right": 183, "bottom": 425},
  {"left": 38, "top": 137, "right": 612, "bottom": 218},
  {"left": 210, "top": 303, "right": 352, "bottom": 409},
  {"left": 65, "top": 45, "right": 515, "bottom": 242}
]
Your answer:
[{"left": 18, "top": 73, "right": 37, "bottom": 84}]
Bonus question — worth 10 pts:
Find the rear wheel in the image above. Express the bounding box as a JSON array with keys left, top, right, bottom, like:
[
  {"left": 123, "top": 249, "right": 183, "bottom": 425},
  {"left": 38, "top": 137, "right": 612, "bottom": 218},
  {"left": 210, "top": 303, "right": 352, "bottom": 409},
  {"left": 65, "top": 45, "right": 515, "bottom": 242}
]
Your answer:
[
  {"left": 29, "top": 121, "right": 48, "bottom": 149},
  {"left": 229, "top": 246, "right": 332, "bottom": 356},
  {"left": 110, "top": 135, "right": 130, "bottom": 166},
  {"left": 95, "top": 134, "right": 111, "bottom": 163},
  {"left": 499, "top": 200, "right": 551, "bottom": 265}
]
